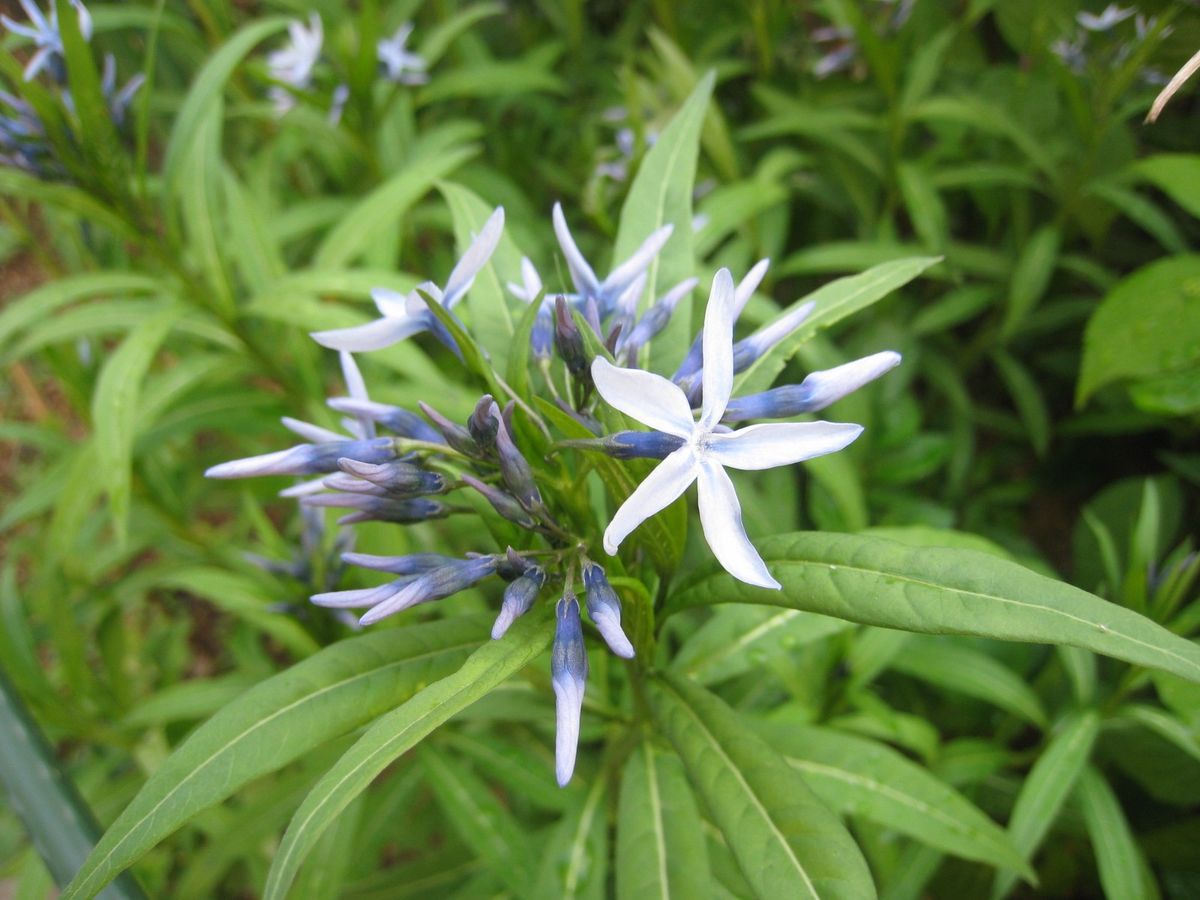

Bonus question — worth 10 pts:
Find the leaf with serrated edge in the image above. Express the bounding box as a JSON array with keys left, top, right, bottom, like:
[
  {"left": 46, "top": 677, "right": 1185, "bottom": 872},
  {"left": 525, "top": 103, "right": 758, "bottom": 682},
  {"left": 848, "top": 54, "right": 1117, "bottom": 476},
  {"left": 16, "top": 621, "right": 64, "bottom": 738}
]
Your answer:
[
  {"left": 668, "top": 532, "right": 1200, "bottom": 685},
  {"left": 649, "top": 673, "right": 876, "bottom": 899}
]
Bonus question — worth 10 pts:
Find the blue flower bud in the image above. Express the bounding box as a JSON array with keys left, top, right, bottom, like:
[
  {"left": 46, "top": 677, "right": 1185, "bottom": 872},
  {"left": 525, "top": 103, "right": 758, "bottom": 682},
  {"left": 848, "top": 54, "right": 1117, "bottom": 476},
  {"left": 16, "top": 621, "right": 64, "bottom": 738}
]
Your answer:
[
  {"left": 359, "top": 555, "right": 499, "bottom": 625},
  {"left": 620, "top": 277, "right": 697, "bottom": 363},
  {"left": 205, "top": 437, "right": 398, "bottom": 479},
  {"left": 468, "top": 396, "right": 500, "bottom": 452},
  {"left": 301, "top": 493, "right": 449, "bottom": 525},
  {"left": 531, "top": 303, "right": 555, "bottom": 361},
  {"left": 331, "top": 458, "right": 444, "bottom": 495},
  {"left": 311, "top": 577, "right": 418, "bottom": 609},
  {"left": 721, "top": 352, "right": 902, "bottom": 422},
  {"left": 554, "top": 296, "right": 589, "bottom": 377},
  {"left": 341, "top": 552, "right": 459, "bottom": 574},
  {"left": 582, "top": 562, "right": 634, "bottom": 658},
  {"left": 494, "top": 413, "right": 544, "bottom": 513},
  {"left": 551, "top": 592, "right": 588, "bottom": 786},
  {"left": 326, "top": 398, "right": 445, "bottom": 444},
  {"left": 418, "top": 402, "right": 481, "bottom": 457},
  {"left": 491, "top": 564, "right": 545, "bottom": 639},
  {"left": 461, "top": 475, "right": 537, "bottom": 528},
  {"left": 560, "top": 431, "right": 686, "bottom": 460}
]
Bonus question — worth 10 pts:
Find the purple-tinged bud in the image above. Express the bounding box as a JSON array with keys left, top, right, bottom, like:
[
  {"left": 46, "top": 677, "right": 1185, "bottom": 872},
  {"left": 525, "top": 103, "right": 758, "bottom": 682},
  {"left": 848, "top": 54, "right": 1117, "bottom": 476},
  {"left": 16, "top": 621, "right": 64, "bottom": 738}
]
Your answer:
[
  {"left": 359, "top": 556, "right": 499, "bottom": 625},
  {"left": 418, "top": 402, "right": 480, "bottom": 457},
  {"left": 731, "top": 300, "right": 816, "bottom": 372},
  {"left": 495, "top": 547, "right": 529, "bottom": 580},
  {"left": 609, "top": 273, "right": 646, "bottom": 343},
  {"left": 205, "top": 437, "right": 399, "bottom": 479},
  {"left": 559, "top": 431, "right": 686, "bottom": 460},
  {"left": 582, "top": 563, "right": 634, "bottom": 658},
  {"left": 311, "top": 578, "right": 417, "bottom": 609},
  {"left": 333, "top": 458, "right": 445, "bottom": 495},
  {"left": 468, "top": 396, "right": 500, "bottom": 452},
  {"left": 722, "top": 351, "right": 902, "bottom": 422},
  {"left": 327, "top": 398, "right": 445, "bottom": 444},
  {"left": 554, "top": 400, "right": 601, "bottom": 435},
  {"left": 491, "top": 564, "right": 546, "bottom": 639},
  {"left": 551, "top": 592, "right": 588, "bottom": 786},
  {"left": 341, "top": 552, "right": 459, "bottom": 574},
  {"left": 620, "top": 277, "right": 697, "bottom": 362},
  {"left": 531, "top": 302, "right": 555, "bottom": 361},
  {"left": 321, "top": 474, "right": 390, "bottom": 496},
  {"left": 554, "top": 296, "right": 589, "bottom": 377},
  {"left": 494, "top": 413, "right": 543, "bottom": 513},
  {"left": 673, "top": 259, "right": 770, "bottom": 383},
  {"left": 461, "top": 475, "right": 537, "bottom": 528},
  {"left": 583, "top": 296, "right": 603, "bottom": 339},
  {"left": 302, "top": 493, "right": 449, "bottom": 525}
]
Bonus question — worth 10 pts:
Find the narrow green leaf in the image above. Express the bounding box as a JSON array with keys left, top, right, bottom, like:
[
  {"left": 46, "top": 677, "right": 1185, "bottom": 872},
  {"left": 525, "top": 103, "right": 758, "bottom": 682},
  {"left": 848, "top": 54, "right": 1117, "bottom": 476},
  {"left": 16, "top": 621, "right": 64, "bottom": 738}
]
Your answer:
[
  {"left": 992, "top": 710, "right": 1099, "bottom": 899},
  {"left": 91, "top": 306, "right": 180, "bottom": 545},
  {"left": 614, "top": 71, "right": 712, "bottom": 371},
  {"left": 734, "top": 257, "right": 939, "bottom": 395},
  {"left": 992, "top": 349, "right": 1051, "bottom": 457},
  {"left": 1076, "top": 766, "right": 1159, "bottom": 900},
  {"left": 1001, "top": 225, "right": 1059, "bottom": 339},
  {"left": 668, "top": 532, "right": 1200, "bottom": 684},
  {"left": 315, "top": 145, "right": 477, "bottom": 269},
  {"left": 649, "top": 673, "right": 876, "bottom": 899},
  {"left": 889, "top": 638, "right": 1048, "bottom": 727},
  {"left": 263, "top": 606, "right": 553, "bottom": 900},
  {"left": 672, "top": 606, "right": 853, "bottom": 685},
  {"left": 1130, "top": 154, "right": 1200, "bottom": 219},
  {"left": 0, "top": 273, "right": 163, "bottom": 353},
  {"left": 62, "top": 617, "right": 490, "bottom": 900},
  {"left": 897, "top": 161, "right": 948, "bottom": 251},
  {"left": 616, "top": 740, "right": 710, "bottom": 900},
  {"left": 752, "top": 721, "right": 1034, "bottom": 880},
  {"left": 421, "top": 746, "right": 536, "bottom": 894},
  {"left": 0, "top": 170, "right": 141, "bottom": 245},
  {"left": 534, "top": 775, "right": 607, "bottom": 900}
]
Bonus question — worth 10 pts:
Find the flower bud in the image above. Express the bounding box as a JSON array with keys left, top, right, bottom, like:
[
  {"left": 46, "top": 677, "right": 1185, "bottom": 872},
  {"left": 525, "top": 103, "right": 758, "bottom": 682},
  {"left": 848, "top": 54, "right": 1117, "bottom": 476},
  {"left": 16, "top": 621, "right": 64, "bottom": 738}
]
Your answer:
[
  {"left": 491, "top": 564, "right": 545, "bottom": 639},
  {"left": 332, "top": 458, "right": 444, "bottom": 494},
  {"left": 461, "top": 475, "right": 537, "bottom": 528},
  {"left": 341, "top": 552, "right": 458, "bottom": 574},
  {"left": 722, "top": 351, "right": 902, "bottom": 422},
  {"left": 326, "top": 398, "right": 445, "bottom": 444},
  {"left": 553, "top": 296, "right": 589, "bottom": 377},
  {"left": 205, "top": 437, "right": 398, "bottom": 479},
  {"left": 418, "top": 402, "right": 481, "bottom": 457},
  {"left": 582, "top": 562, "right": 634, "bottom": 658},
  {"left": 301, "top": 493, "right": 449, "bottom": 525},
  {"left": 494, "top": 413, "right": 543, "bottom": 513},
  {"left": 468, "top": 396, "right": 500, "bottom": 452},
  {"left": 359, "top": 556, "right": 499, "bottom": 625},
  {"left": 620, "top": 277, "right": 697, "bottom": 362},
  {"left": 551, "top": 592, "right": 588, "bottom": 786}
]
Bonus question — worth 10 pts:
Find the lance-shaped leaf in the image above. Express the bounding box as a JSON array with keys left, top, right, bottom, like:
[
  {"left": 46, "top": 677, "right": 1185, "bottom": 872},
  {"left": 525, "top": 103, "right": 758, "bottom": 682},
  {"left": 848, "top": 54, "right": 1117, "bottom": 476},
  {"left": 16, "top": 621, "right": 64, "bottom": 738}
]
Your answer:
[
  {"left": 263, "top": 606, "right": 553, "bottom": 900},
  {"left": 535, "top": 774, "right": 607, "bottom": 899},
  {"left": 62, "top": 616, "right": 492, "bottom": 900},
  {"left": 752, "top": 721, "right": 1034, "bottom": 881},
  {"left": 1076, "top": 766, "right": 1160, "bottom": 900},
  {"left": 668, "top": 533, "right": 1200, "bottom": 685},
  {"left": 616, "top": 739, "right": 710, "bottom": 900},
  {"left": 649, "top": 673, "right": 876, "bottom": 900}
]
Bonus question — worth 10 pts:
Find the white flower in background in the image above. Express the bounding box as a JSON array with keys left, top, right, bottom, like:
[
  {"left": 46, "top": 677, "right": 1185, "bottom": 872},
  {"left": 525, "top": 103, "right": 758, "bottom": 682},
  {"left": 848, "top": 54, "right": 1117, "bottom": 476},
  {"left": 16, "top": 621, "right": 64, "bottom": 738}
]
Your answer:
[
  {"left": 1077, "top": 4, "right": 1134, "bottom": 32},
  {"left": 592, "top": 269, "right": 866, "bottom": 589},
  {"left": 377, "top": 23, "right": 428, "bottom": 85},
  {"left": 268, "top": 13, "right": 323, "bottom": 115},
  {"left": 311, "top": 207, "right": 505, "bottom": 353},
  {"left": 2, "top": 0, "right": 92, "bottom": 82}
]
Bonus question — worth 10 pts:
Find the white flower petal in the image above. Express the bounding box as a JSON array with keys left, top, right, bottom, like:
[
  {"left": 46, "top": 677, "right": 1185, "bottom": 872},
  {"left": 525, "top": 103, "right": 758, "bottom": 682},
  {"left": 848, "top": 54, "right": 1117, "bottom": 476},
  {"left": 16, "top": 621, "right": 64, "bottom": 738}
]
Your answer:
[
  {"left": 552, "top": 202, "right": 601, "bottom": 297},
  {"left": 707, "top": 421, "right": 864, "bottom": 470},
  {"left": 603, "top": 446, "right": 697, "bottom": 554},
  {"left": 281, "top": 416, "right": 344, "bottom": 444},
  {"left": 371, "top": 287, "right": 408, "bottom": 317},
  {"left": 591, "top": 357, "right": 695, "bottom": 437},
  {"left": 604, "top": 223, "right": 673, "bottom": 297},
  {"left": 444, "top": 206, "right": 504, "bottom": 306},
  {"left": 310, "top": 315, "right": 427, "bottom": 352},
  {"left": 552, "top": 670, "right": 585, "bottom": 786},
  {"left": 700, "top": 268, "right": 737, "bottom": 429},
  {"left": 696, "top": 460, "right": 780, "bottom": 589}
]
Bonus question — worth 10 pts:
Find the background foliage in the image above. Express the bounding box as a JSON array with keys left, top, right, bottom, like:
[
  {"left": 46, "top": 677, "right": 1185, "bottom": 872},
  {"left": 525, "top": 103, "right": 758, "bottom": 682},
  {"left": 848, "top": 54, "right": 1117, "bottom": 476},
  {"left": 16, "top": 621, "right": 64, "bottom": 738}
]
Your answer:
[{"left": 0, "top": 0, "right": 1198, "bottom": 897}]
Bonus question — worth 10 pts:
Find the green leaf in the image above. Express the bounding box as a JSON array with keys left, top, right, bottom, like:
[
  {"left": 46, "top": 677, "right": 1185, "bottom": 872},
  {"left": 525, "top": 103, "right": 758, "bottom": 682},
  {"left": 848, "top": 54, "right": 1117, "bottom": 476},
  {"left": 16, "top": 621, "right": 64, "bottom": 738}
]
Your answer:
[
  {"left": 262, "top": 606, "right": 554, "bottom": 900},
  {"left": 614, "top": 71, "right": 712, "bottom": 372},
  {"left": 314, "top": 141, "right": 477, "bottom": 269},
  {"left": 672, "top": 606, "right": 853, "bottom": 685},
  {"left": 992, "top": 710, "right": 1099, "bottom": 899},
  {"left": 0, "top": 272, "right": 163, "bottom": 353},
  {"left": 91, "top": 306, "right": 180, "bottom": 545},
  {"left": 1130, "top": 154, "right": 1200, "bottom": 219},
  {"left": 534, "top": 776, "right": 607, "bottom": 899},
  {"left": 0, "top": 668, "right": 145, "bottom": 900},
  {"left": 992, "top": 350, "right": 1051, "bottom": 457},
  {"left": 420, "top": 746, "right": 537, "bottom": 894},
  {"left": 649, "top": 673, "right": 876, "bottom": 900},
  {"left": 616, "top": 740, "right": 710, "bottom": 900},
  {"left": 889, "top": 637, "right": 1048, "bottom": 727},
  {"left": 734, "top": 257, "right": 939, "bottom": 395},
  {"left": 1076, "top": 766, "right": 1159, "bottom": 900},
  {"left": 1001, "top": 225, "right": 1060, "bottom": 339},
  {"left": 438, "top": 180, "right": 524, "bottom": 375},
  {"left": 0, "top": 170, "right": 141, "bottom": 245},
  {"left": 1077, "top": 255, "right": 1200, "bottom": 405},
  {"left": 668, "top": 532, "right": 1200, "bottom": 685},
  {"left": 62, "top": 617, "right": 490, "bottom": 900},
  {"left": 897, "top": 161, "right": 948, "bottom": 252},
  {"left": 752, "top": 721, "right": 1034, "bottom": 880}
]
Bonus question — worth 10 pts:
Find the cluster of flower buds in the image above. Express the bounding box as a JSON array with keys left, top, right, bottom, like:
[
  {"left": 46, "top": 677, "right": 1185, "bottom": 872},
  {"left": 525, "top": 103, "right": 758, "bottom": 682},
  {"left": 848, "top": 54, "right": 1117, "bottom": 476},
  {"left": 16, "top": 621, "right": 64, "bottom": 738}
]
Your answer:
[
  {"left": 208, "top": 199, "right": 900, "bottom": 784},
  {"left": 0, "top": 0, "right": 143, "bottom": 176}
]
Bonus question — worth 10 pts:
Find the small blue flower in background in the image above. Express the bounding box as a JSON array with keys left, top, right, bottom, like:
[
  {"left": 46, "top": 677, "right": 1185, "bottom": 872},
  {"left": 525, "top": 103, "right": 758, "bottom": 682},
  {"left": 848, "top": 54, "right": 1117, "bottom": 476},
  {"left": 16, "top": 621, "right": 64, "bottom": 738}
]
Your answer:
[
  {"left": 267, "top": 12, "right": 322, "bottom": 116},
  {"left": 311, "top": 206, "right": 504, "bottom": 352},
  {"left": 2, "top": 0, "right": 91, "bottom": 82},
  {"left": 377, "top": 22, "right": 428, "bottom": 85},
  {"left": 1077, "top": 3, "right": 1134, "bottom": 32}
]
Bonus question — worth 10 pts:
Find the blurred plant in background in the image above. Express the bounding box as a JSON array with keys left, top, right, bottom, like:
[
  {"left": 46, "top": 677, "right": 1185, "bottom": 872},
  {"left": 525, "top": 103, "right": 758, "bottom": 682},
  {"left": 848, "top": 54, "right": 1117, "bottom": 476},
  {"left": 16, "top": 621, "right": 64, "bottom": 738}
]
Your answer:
[{"left": 0, "top": 1, "right": 1198, "bottom": 898}]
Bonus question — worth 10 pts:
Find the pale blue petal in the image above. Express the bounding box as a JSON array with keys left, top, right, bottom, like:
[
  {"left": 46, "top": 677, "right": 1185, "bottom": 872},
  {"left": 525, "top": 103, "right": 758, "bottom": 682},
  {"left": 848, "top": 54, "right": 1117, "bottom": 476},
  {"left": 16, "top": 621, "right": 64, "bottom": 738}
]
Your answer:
[
  {"left": 591, "top": 357, "right": 694, "bottom": 437},
  {"left": 696, "top": 460, "right": 780, "bottom": 589},
  {"left": 699, "top": 269, "right": 737, "bottom": 429},
  {"left": 707, "top": 421, "right": 864, "bottom": 470},
  {"left": 603, "top": 446, "right": 697, "bottom": 554}
]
